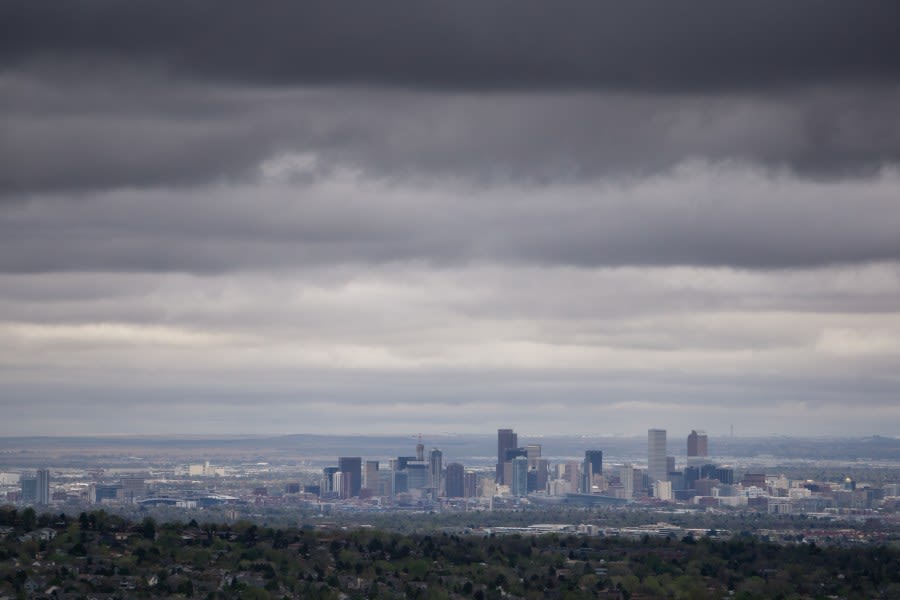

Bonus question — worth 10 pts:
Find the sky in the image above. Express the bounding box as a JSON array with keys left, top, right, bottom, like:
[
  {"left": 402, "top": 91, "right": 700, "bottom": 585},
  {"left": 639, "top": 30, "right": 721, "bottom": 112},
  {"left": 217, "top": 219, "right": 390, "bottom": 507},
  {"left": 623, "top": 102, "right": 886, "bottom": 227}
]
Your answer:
[{"left": 2, "top": 1, "right": 900, "bottom": 437}]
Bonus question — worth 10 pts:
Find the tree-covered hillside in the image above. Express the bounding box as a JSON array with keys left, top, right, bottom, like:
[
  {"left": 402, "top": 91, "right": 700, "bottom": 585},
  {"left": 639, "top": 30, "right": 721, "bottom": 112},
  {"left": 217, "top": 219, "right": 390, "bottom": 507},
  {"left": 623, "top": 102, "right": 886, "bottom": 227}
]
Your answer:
[{"left": 1, "top": 506, "right": 899, "bottom": 599}]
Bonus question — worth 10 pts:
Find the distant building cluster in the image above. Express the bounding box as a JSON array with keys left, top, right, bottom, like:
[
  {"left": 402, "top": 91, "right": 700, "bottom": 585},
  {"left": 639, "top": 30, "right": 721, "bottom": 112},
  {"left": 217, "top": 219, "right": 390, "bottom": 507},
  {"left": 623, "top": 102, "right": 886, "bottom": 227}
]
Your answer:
[
  {"left": 3, "top": 427, "right": 898, "bottom": 517},
  {"left": 305, "top": 428, "right": 898, "bottom": 515}
]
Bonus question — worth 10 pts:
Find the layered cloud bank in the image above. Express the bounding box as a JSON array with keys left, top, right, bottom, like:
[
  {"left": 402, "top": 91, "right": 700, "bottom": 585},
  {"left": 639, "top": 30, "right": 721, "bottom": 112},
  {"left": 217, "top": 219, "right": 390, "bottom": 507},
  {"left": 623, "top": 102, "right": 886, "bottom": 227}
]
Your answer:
[{"left": 1, "top": 2, "right": 899, "bottom": 435}]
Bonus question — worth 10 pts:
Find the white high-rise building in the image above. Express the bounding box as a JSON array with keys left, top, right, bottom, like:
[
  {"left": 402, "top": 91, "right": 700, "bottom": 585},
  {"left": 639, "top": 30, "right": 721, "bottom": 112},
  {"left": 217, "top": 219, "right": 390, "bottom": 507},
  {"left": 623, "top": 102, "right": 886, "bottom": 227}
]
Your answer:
[
  {"left": 648, "top": 429, "right": 668, "bottom": 485},
  {"left": 653, "top": 480, "right": 673, "bottom": 501}
]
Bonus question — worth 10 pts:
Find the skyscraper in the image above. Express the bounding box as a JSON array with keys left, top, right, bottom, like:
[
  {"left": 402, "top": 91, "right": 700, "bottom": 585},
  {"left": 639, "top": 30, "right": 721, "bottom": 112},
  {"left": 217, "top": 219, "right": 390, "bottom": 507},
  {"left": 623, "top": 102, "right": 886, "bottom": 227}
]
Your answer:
[
  {"left": 429, "top": 448, "right": 443, "bottom": 499},
  {"left": 416, "top": 437, "right": 425, "bottom": 462},
  {"left": 445, "top": 462, "right": 465, "bottom": 498},
  {"left": 364, "top": 461, "right": 379, "bottom": 492},
  {"left": 338, "top": 457, "right": 362, "bottom": 498},
  {"left": 511, "top": 456, "right": 528, "bottom": 497},
  {"left": 582, "top": 450, "right": 603, "bottom": 493},
  {"left": 687, "top": 430, "right": 708, "bottom": 461},
  {"left": 620, "top": 464, "right": 634, "bottom": 499},
  {"left": 322, "top": 466, "right": 340, "bottom": 495},
  {"left": 530, "top": 458, "right": 550, "bottom": 493},
  {"left": 584, "top": 450, "right": 603, "bottom": 476},
  {"left": 20, "top": 472, "right": 38, "bottom": 504},
  {"left": 648, "top": 429, "right": 668, "bottom": 485},
  {"left": 36, "top": 469, "right": 51, "bottom": 505},
  {"left": 526, "top": 444, "right": 542, "bottom": 465},
  {"left": 496, "top": 428, "right": 517, "bottom": 484}
]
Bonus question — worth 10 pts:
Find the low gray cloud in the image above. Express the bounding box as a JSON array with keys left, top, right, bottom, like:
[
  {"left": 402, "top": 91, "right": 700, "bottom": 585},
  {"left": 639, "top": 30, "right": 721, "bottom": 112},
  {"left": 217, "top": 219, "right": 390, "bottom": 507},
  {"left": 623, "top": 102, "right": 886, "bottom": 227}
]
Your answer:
[
  {"left": 2, "top": 2, "right": 899, "bottom": 437},
  {"left": 2, "top": 165, "right": 899, "bottom": 273}
]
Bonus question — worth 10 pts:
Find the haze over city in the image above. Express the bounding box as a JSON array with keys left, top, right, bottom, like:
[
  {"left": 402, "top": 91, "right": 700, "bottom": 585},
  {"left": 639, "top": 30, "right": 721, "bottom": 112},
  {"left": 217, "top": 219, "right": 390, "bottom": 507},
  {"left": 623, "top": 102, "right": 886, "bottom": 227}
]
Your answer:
[{"left": 2, "top": 1, "right": 900, "bottom": 437}]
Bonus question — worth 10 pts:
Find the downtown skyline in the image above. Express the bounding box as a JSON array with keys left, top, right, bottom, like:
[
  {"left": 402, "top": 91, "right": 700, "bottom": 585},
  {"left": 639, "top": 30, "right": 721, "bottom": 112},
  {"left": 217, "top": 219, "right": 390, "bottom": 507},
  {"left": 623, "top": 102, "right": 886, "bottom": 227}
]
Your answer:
[{"left": 2, "top": 1, "right": 900, "bottom": 437}]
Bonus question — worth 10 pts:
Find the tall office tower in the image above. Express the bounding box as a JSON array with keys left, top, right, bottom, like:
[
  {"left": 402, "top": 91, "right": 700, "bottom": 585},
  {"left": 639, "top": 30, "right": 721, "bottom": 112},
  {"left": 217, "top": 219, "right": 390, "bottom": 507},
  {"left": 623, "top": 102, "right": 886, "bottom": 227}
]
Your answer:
[
  {"left": 633, "top": 468, "right": 646, "bottom": 497},
  {"left": 429, "top": 448, "right": 443, "bottom": 499},
  {"left": 562, "top": 461, "right": 580, "bottom": 486},
  {"left": 333, "top": 471, "right": 347, "bottom": 498},
  {"left": 582, "top": 450, "right": 603, "bottom": 493},
  {"left": 416, "top": 437, "right": 425, "bottom": 462},
  {"left": 585, "top": 450, "right": 603, "bottom": 476},
  {"left": 502, "top": 447, "right": 527, "bottom": 487},
  {"left": 338, "top": 457, "right": 362, "bottom": 498},
  {"left": 687, "top": 430, "right": 708, "bottom": 461},
  {"left": 684, "top": 466, "right": 700, "bottom": 490},
  {"left": 620, "top": 464, "right": 635, "bottom": 499},
  {"left": 511, "top": 456, "right": 529, "bottom": 497},
  {"left": 445, "top": 462, "right": 465, "bottom": 498},
  {"left": 393, "top": 471, "right": 409, "bottom": 494},
  {"left": 36, "top": 469, "right": 51, "bottom": 505},
  {"left": 464, "top": 471, "right": 478, "bottom": 498},
  {"left": 530, "top": 458, "right": 550, "bottom": 493},
  {"left": 526, "top": 444, "right": 542, "bottom": 467},
  {"left": 405, "top": 462, "right": 429, "bottom": 489},
  {"left": 377, "top": 470, "right": 394, "bottom": 498},
  {"left": 648, "top": 429, "right": 668, "bottom": 485},
  {"left": 20, "top": 472, "right": 38, "bottom": 504},
  {"left": 323, "top": 466, "right": 340, "bottom": 494},
  {"left": 364, "top": 461, "right": 379, "bottom": 491},
  {"left": 496, "top": 429, "right": 517, "bottom": 484}
]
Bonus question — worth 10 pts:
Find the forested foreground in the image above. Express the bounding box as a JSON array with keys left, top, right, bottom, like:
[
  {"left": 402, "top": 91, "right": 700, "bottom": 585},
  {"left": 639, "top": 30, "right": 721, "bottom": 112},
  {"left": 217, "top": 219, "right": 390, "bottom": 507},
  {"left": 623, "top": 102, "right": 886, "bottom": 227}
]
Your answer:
[{"left": 1, "top": 508, "right": 899, "bottom": 599}]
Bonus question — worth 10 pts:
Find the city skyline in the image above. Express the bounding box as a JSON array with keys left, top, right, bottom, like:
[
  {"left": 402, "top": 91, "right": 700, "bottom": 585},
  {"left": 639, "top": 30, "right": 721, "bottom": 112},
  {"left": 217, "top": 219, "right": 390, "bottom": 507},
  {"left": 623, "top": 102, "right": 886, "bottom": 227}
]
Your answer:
[{"left": 2, "top": 2, "right": 900, "bottom": 437}]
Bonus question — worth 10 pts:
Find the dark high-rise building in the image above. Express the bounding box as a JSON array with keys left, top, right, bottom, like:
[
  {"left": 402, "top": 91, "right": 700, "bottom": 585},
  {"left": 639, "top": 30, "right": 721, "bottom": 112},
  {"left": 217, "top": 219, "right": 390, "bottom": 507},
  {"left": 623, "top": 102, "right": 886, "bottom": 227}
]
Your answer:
[
  {"left": 496, "top": 429, "right": 517, "bottom": 484},
  {"left": 445, "top": 463, "right": 465, "bottom": 498},
  {"left": 530, "top": 458, "right": 550, "bottom": 493},
  {"left": 20, "top": 473, "right": 38, "bottom": 504},
  {"left": 93, "top": 484, "right": 121, "bottom": 503},
  {"left": 429, "top": 448, "right": 443, "bottom": 499},
  {"left": 338, "top": 457, "right": 362, "bottom": 497},
  {"left": 585, "top": 450, "right": 603, "bottom": 475},
  {"left": 405, "top": 463, "right": 429, "bottom": 489},
  {"left": 583, "top": 450, "right": 603, "bottom": 493},
  {"left": 713, "top": 467, "right": 734, "bottom": 485},
  {"left": 395, "top": 456, "right": 416, "bottom": 471},
  {"left": 505, "top": 447, "right": 527, "bottom": 461},
  {"left": 700, "top": 463, "right": 718, "bottom": 479},
  {"left": 393, "top": 471, "right": 409, "bottom": 494},
  {"left": 684, "top": 466, "right": 700, "bottom": 490},
  {"left": 687, "top": 430, "right": 708, "bottom": 459}
]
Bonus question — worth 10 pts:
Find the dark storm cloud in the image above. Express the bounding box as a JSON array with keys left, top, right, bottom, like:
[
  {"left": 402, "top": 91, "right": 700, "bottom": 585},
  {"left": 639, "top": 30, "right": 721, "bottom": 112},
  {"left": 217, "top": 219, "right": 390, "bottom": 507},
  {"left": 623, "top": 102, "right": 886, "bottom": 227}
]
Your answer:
[
  {"left": 2, "top": 1, "right": 900, "bottom": 91},
  {"left": 3, "top": 75, "right": 900, "bottom": 195}
]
